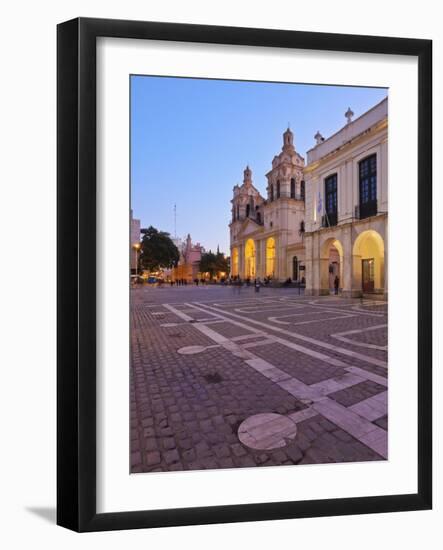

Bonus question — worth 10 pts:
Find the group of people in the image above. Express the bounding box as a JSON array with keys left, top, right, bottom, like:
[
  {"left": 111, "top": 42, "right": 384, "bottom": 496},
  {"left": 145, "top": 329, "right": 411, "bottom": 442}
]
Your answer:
[
  {"left": 226, "top": 274, "right": 309, "bottom": 292},
  {"left": 169, "top": 278, "right": 189, "bottom": 287},
  {"left": 283, "top": 276, "right": 306, "bottom": 287},
  {"left": 169, "top": 278, "right": 225, "bottom": 286},
  {"left": 193, "top": 278, "right": 213, "bottom": 286},
  {"left": 151, "top": 273, "right": 340, "bottom": 294}
]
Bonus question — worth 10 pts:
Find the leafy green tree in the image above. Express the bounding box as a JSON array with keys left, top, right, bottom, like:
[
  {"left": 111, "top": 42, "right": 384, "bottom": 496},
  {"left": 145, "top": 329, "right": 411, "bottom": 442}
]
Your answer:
[
  {"left": 139, "top": 226, "right": 179, "bottom": 272},
  {"left": 199, "top": 250, "right": 229, "bottom": 279},
  {"left": 199, "top": 251, "right": 218, "bottom": 279},
  {"left": 215, "top": 251, "right": 229, "bottom": 275}
]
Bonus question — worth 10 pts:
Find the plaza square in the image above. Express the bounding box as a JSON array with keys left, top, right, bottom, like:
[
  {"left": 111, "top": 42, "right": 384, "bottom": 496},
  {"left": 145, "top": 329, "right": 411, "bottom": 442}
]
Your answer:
[{"left": 130, "top": 286, "right": 387, "bottom": 473}]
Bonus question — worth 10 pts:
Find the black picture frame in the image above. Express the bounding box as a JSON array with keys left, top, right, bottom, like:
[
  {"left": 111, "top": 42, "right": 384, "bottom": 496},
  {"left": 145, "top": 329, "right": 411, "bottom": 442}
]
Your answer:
[{"left": 57, "top": 17, "right": 432, "bottom": 532}]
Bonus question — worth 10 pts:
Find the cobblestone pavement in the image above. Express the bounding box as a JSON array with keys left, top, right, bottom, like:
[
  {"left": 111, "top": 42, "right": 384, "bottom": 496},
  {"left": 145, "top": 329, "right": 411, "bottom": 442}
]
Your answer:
[{"left": 130, "top": 286, "right": 388, "bottom": 473}]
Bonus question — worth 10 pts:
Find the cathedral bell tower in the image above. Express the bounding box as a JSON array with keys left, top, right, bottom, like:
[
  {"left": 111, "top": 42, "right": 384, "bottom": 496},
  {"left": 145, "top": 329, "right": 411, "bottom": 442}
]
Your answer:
[
  {"left": 243, "top": 165, "right": 252, "bottom": 186},
  {"left": 282, "top": 127, "right": 295, "bottom": 151},
  {"left": 266, "top": 126, "right": 303, "bottom": 202}
]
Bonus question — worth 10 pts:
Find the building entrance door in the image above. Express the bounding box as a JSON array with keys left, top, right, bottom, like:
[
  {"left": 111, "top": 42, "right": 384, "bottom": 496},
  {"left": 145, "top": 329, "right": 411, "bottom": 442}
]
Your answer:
[{"left": 362, "top": 258, "right": 375, "bottom": 292}]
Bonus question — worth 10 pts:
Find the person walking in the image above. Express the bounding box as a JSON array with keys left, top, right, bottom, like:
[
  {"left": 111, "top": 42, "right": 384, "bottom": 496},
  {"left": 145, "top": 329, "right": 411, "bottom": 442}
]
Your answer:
[
  {"left": 234, "top": 278, "right": 242, "bottom": 294},
  {"left": 254, "top": 278, "right": 260, "bottom": 293},
  {"left": 334, "top": 275, "right": 340, "bottom": 295}
]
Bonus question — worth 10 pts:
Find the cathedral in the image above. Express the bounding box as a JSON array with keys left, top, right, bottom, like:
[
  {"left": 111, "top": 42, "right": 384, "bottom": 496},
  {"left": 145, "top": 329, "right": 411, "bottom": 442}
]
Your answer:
[
  {"left": 229, "top": 128, "right": 306, "bottom": 283},
  {"left": 229, "top": 97, "right": 388, "bottom": 297}
]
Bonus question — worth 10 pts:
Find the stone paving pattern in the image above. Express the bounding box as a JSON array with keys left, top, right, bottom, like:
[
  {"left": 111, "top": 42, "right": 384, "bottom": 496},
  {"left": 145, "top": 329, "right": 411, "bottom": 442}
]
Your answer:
[
  {"left": 251, "top": 342, "right": 347, "bottom": 385},
  {"left": 328, "top": 380, "right": 387, "bottom": 408},
  {"left": 130, "top": 286, "right": 388, "bottom": 473}
]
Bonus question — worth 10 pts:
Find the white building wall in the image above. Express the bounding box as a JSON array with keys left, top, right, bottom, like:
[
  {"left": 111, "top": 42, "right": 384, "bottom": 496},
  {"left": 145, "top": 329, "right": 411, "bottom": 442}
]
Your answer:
[
  {"left": 303, "top": 97, "right": 388, "bottom": 297},
  {"left": 229, "top": 99, "right": 387, "bottom": 289}
]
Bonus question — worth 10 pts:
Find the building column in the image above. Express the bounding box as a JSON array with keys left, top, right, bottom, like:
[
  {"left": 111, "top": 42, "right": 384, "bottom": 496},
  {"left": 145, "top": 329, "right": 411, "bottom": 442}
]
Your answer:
[
  {"left": 276, "top": 233, "right": 289, "bottom": 281},
  {"left": 239, "top": 243, "right": 245, "bottom": 280},
  {"left": 304, "top": 258, "right": 313, "bottom": 294},
  {"left": 341, "top": 227, "right": 355, "bottom": 297},
  {"left": 319, "top": 257, "right": 330, "bottom": 295},
  {"left": 258, "top": 239, "right": 266, "bottom": 280},
  {"left": 312, "top": 233, "right": 322, "bottom": 295},
  {"left": 304, "top": 234, "right": 315, "bottom": 295},
  {"left": 350, "top": 253, "right": 363, "bottom": 297},
  {"left": 341, "top": 252, "right": 354, "bottom": 296},
  {"left": 255, "top": 239, "right": 261, "bottom": 280}
]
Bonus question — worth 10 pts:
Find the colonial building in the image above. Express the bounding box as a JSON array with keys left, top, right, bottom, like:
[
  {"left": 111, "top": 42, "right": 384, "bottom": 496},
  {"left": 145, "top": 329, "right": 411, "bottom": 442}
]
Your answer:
[
  {"left": 228, "top": 97, "right": 388, "bottom": 297},
  {"left": 172, "top": 233, "right": 205, "bottom": 281},
  {"left": 229, "top": 128, "right": 306, "bottom": 282},
  {"left": 303, "top": 98, "right": 388, "bottom": 297}
]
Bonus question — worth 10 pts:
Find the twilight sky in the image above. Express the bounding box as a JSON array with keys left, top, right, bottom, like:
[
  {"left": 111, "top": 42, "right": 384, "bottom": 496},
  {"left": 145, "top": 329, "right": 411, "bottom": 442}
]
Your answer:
[{"left": 131, "top": 76, "right": 387, "bottom": 254}]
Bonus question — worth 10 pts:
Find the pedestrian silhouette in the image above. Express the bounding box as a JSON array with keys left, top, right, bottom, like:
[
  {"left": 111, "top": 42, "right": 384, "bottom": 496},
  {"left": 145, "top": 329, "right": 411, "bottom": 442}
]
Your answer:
[{"left": 334, "top": 275, "right": 339, "bottom": 295}]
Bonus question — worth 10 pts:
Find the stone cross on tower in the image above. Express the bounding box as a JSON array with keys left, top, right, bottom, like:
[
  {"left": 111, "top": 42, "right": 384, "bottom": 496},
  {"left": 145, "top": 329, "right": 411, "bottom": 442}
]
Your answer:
[
  {"left": 345, "top": 107, "right": 354, "bottom": 124},
  {"left": 314, "top": 131, "right": 324, "bottom": 145}
]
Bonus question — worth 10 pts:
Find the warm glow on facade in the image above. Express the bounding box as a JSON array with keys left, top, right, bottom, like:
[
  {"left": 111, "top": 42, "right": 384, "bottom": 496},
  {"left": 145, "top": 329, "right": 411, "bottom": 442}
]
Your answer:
[
  {"left": 352, "top": 230, "right": 385, "bottom": 291},
  {"left": 229, "top": 99, "right": 388, "bottom": 296},
  {"left": 232, "top": 247, "right": 239, "bottom": 276},
  {"left": 266, "top": 237, "right": 276, "bottom": 277},
  {"left": 245, "top": 239, "right": 256, "bottom": 278}
]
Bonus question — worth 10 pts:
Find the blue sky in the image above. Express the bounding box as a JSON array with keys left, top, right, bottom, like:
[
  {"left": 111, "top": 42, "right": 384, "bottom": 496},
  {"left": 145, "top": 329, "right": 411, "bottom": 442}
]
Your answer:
[{"left": 131, "top": 76, "right": 387, "bottom": 254}]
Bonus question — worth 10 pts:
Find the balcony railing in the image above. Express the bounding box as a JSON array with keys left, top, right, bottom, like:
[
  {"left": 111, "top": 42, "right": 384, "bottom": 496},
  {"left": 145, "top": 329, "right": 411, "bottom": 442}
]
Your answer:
[
  {"left": 321, "top": 212, "right": 338, "bottom": 227},
  {"left": 355, "top": 200, "right": 378, "bottom": 220}
]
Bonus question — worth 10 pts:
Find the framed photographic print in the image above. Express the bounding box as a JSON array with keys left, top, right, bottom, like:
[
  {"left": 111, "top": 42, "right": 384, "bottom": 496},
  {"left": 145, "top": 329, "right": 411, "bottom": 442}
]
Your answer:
[{"left": 57, "top": 17, "right": 432, "bottom": 532}]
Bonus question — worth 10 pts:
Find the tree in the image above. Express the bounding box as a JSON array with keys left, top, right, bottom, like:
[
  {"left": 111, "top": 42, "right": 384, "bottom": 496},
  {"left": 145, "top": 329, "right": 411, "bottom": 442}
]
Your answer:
[
  {"left": 199, "top": 250, "right": 229, "bottom": 279},
  {"left": 199, "top": 251, "right": 217, "bottom": 279},
  {"left": 215, "top": 250, "right": 229, "bottom": 275},
  {"left": 139, "top": 226, "right": 179, "bottom": 272}
]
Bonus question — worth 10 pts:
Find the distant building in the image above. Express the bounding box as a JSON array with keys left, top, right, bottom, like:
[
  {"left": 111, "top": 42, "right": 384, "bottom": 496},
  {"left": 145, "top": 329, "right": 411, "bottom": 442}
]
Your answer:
[
  {"left": 130, "top": 210, "right": 141, "bottom": 273},
  {"left": 173, "top": 234, "right": 205, "bottom": 281}
]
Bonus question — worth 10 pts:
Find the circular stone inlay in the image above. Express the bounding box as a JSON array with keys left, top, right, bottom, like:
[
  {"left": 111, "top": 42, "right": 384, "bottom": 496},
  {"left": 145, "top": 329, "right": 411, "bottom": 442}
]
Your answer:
[
  {"left": 177, "top": 345, "right": 208, "bottom": 355},
  {"left": 238, "top": 413, "right": 297, "bottom": 450}
]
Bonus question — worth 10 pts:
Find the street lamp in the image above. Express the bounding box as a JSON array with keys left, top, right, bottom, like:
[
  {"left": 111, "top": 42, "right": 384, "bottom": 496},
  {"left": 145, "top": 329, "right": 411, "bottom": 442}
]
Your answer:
[{"left": 132, "top": 243, "right": 141, "bottom": 276}]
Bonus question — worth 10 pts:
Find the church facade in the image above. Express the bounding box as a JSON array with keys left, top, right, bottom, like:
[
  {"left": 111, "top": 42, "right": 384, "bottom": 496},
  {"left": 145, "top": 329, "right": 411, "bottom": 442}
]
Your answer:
[
  {"left": 229, "top": 97, "right": 388, "bottom": 297},
  {"left": 229, "top": 128, "right": 306, "bottom": 283}
]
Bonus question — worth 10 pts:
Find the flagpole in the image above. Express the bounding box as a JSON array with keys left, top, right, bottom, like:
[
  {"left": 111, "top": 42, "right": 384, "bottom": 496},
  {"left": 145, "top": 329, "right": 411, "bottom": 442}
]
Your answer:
[{"left": 174, "top": 203, "right": 177, "bottom": 239}]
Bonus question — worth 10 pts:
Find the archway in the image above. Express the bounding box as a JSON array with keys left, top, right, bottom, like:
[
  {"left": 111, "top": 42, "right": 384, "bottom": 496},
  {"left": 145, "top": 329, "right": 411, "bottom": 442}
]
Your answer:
[
  {"left": 352, "top": 230, "right": 385, "bottom": 293},
  {"left": 266, "top": 237, "right": 276, "bottom": 277},
  {"left": 245, "top": 239, "right": 256, "bottom": 279},
  {"left": 320, "top": 238, "right": 344, "bottom": 294},
  {"left": 231, "top": 247, "right": 239, "bottom": 277}
]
